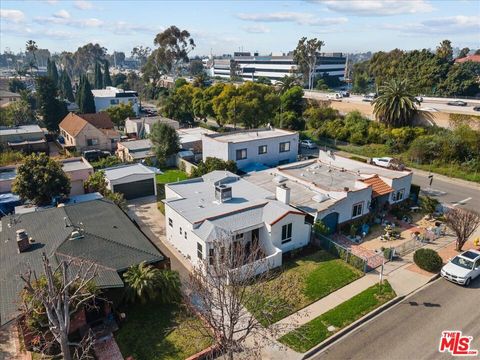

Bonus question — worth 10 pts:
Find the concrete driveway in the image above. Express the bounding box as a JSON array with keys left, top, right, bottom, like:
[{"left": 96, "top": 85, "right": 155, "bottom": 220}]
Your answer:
[{"left": 126, "top": 196, "right": 192, "bottom": 282}]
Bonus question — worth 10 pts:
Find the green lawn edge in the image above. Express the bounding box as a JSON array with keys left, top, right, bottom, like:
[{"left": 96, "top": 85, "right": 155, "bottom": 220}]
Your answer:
[{"left": 279, "top": 281, "right": 396, "bottom": 353}]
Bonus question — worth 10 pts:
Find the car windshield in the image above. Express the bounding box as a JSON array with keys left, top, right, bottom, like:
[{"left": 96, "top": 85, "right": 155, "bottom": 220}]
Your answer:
[{"left": 451, "top": 256, "right": 474, "bottom": 270}]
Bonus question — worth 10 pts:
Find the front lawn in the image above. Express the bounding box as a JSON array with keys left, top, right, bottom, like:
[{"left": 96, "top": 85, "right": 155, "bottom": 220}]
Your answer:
[
  {"left": 279, "top": 281, "right": 396, "bottom": 353},
  {"left": 245, "top": 250, "right": 363, "bottom": 326},
  {"left": 156, "top": 169, "right": 188, "bottom": 184},
  {"left": 115, "top": 302, "right": 212, "bottom": 360}
]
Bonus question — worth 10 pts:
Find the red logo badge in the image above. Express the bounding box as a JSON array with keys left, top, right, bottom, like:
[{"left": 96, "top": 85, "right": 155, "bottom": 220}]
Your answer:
[{"left": 439, "top": 331, "right": 478, "bottom": 356}]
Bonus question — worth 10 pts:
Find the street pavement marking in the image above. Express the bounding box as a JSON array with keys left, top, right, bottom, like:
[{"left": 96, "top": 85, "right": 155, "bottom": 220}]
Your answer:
[{"left": 452, "top": 197, "right": 472, "bottom": 207}]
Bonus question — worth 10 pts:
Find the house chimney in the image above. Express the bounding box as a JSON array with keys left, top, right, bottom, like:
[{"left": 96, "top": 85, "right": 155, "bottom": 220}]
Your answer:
[
  {"left": 16, "top": 229, "right": 30, "bottom": 253},
  {"left": 215, "top": 184, "right": 232, "bottom": 203},
  {"left": 276, "top": 184, "right": 290, "bottom": 205}
]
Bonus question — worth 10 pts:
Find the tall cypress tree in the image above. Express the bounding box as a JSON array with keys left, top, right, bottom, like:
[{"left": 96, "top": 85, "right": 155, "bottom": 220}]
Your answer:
[
  {"left": 94, "top": 63, "right": 103, "bottom": 89},
  {"left": 103, "top": 60, "right": 112, "bottom": 87},
  {"left": 51, "top": 61, "right": 59, "bottom": 86},
  {"left": 59, "top": 70, "right": 74, "bottom": 102},
  {"left": 36, "top": 76, "right": 67, "bottom": 131},
  {"left": 76, "top": 75, "right": 84, "bottom": 109},
  {"left": 79, "top": 76, "right": 96, "bottom": 113}
]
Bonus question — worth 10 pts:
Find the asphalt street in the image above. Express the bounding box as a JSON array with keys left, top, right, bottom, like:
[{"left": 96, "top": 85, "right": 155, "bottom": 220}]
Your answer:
[{"left": 311, "top": 277, "right": 480, "bottom": 360}]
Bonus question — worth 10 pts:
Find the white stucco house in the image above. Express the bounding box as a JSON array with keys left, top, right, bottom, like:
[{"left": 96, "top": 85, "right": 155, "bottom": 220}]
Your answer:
[
  {"left": 163, "top": 171, "right": 311, "bottom": 275},
  {"left": 91, "top": 86, "right": 140, "bottom": 115},
  {"left": 202, "top": 128, "right": 299, "bottom": 171},
  {"left": 246, "top": 150, "right": 413, "bottom": 233}
]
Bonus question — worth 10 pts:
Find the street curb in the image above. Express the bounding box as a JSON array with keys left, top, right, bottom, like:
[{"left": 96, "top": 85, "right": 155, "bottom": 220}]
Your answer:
[
  {"left": 301, "top": 294, "right": 406, "bottom": 359},
  {"left": 411, "top": 167, "right": 480, "bottom": 190},
  {"left": 301, "top": 276, "right": 442, "bottom": 359}
]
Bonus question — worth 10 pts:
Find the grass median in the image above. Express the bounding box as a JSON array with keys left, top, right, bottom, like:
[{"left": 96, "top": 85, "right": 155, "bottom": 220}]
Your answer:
[{"left": 279, "top": 281, "right": 396, "bottom": 353}]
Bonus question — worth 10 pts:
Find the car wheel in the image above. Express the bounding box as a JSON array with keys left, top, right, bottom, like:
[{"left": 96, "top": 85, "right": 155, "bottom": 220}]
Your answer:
[{"left": 464, "top": 277, "right": 471, "bottom": 287}]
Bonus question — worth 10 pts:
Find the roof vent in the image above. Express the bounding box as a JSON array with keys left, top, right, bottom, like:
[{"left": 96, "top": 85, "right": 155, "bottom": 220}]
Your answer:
[
  {"left": 16, "top": 229, "right": 31, "bottom": 253},
  {"left": 312, "top": 194, "right": 329, "bottom": 203},
  {"left": 215, "top": 184, "right": 232, "bottom": 203},
  {"left": 273, "top": 175, "right": 287, "bottom": 184},
  {"left": 69, "top": 229, "right": 84, "bottom": 240}
]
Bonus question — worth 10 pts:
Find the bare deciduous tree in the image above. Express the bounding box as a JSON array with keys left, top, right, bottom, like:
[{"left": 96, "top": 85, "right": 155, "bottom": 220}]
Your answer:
[
  {"left": 185, "top": 235, "right": 304, "bottom": 360},
  {"left": 20, "top": 253, "right": 98, "bottom": 360},
  {"left": 445, "top": 208, "right": 480, "bottom": 251}
]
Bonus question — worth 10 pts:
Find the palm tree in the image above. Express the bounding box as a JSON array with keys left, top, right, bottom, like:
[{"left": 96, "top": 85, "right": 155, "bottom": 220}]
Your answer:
[
  {"left": 372, "top": 79, "right": 418, "bottom": 127},
  {"left": 277, "top": 75, "right": 300, "bottom": 94},
  {"left": 123, "top": 262, "right": 180, "bottom": 304},
  {"left": 25, "top": 40, "right": 38, "bottom": 78}
]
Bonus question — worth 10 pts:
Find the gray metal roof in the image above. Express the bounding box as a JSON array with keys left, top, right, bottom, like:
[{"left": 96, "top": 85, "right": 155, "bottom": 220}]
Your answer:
[
  {"left": 0, "top": 125, "right": 44, "bottom": 136},
  {"left": 166, "top": 171, "right": 305, "bottom": 242},
  {"left": 0, "top": 199, "right": 164, "bottom": 325},
  {"left": 119, "top": 139, "right": 153, "bottom": 151}
]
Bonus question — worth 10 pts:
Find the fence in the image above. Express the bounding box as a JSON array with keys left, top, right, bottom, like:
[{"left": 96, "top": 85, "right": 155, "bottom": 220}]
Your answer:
[{"left": 315, "top": 234, "right": 368, "bottom": 272}]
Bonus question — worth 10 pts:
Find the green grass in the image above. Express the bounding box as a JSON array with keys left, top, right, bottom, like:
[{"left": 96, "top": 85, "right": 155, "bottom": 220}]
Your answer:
[
  {"left": 115, "top": 302, "right": 212, "bottom": 360},
  {"left": 245, "top": 250, "right": 363, "bottom": 326},
  {"left": 156, "top": 169, "right": 188, "bottom": 184},
  {"left": 279, "top": 281, "right": 396, "bottom": 353}
]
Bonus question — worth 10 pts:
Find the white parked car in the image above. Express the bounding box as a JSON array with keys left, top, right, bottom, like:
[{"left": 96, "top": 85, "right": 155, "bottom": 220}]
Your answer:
[
  {"left": 441, "top": 250, "right": 480, "bottom": 286},
  {"left": 300, "top": 140, "right": 318, "bottom": 149},
  {"left": 327, "top": 93, "right": 342, "bottom": 100},
  {"left": 371, "top": 157, "right": 394, "bottom": 168}
]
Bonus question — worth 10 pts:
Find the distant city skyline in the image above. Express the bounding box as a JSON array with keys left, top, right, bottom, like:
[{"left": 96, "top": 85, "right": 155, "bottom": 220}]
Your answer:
[{"left": 1, "top": 0, "right": 479, "bottom": 56}]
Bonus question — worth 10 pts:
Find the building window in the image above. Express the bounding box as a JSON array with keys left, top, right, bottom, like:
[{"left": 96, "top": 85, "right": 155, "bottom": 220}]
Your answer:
[
  {"left": 281, "top": 223, "right": 292, "bottom": 244},
  {"left": 197, "top": 243, "right": 203, "bottom": 260},
  {"left": 352, "top": 202, "right": 363, "bottom": 218},
  {"left": 236, "top": 148, "right": 247, "bottom": 160},
  {"left": 168, "top": 218, "right": 173, "bottom": 227},
  {"left": 184, "top": 231, "right": 187, "bottom": 240},
  {"left": 258, "top": 145, "right": 267, "bottom": 154},
  {"left": 235, "top": 233, "right": 244, "bottom": 240},
  {"left": 279, "top": 141, "right": 290, "bottom": 153},
  {"left": 179, "top": 227, "right": 182, "bottom": 235},
  {"left": 86, "top": 139, "right": 98, "bottom": 146},
  {"left": 110, "top": 99, "right": 119, "bottom": 105},
  {"left": 393, "top": 189, "right": 405, "bottom": 202},
  {"left": 209, "top": 248, "right": 215, "bottom": 265}
]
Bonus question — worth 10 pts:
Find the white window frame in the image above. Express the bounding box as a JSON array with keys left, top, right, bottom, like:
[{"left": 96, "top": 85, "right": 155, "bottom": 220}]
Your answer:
[
  {"left": 236, "top": 148, "right": 247, "bottom": 160},
  {"left": 258, "top": 145, "right": 267, "bottom": 155},
  {"left": 197, "top": 242, "right": 203, "bottom": 260},
  {"left": 393, "top": 189, "right": 405, "bottom": 202},
  {"left": 168, "top": 218, "right": 173, "bottom": 227},
  {"left": 279, "top": 141, "right": 290, "bottom": 153},
  {"left": 352, "top": 202, "right": 363, "bottom": 218}
]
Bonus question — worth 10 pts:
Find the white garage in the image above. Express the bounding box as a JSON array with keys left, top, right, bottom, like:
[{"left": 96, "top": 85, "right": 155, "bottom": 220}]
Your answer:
[{"left": 104, "top": 164, "right": 157, "bottom": 200}]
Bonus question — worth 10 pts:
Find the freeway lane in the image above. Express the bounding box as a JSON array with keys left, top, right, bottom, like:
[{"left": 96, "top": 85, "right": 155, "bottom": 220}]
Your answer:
[{"left": 311, "top": 278, "right": 480, "bottom": 360}]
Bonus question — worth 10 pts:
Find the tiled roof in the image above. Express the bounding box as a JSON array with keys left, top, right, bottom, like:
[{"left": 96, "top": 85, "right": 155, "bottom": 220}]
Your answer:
[
  {"left": 59, "top": 112, "right": 115, "bottom": 137},
  {"left": 455, "top": 55, "right": 480, "bottom": 63},
  {"left": 0, "top": 199, "right": 164, "bottom": 325},
  {"left": 361, "top": 175, "right": 393, "bottom": 198}
]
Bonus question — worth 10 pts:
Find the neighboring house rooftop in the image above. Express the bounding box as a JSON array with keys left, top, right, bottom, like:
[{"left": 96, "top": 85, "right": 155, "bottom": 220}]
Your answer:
[
  {"left": 60, "top": 157, "right": 93, "bottom": 172},
  {"left": 0, "top": 90, "right": 21, "bottom": 98},
  {"left": 360, "top": 175, "right": 393, "bottom": 198},
  {"left": 0, "top": 125, "right": 44, "bottom": 137},
  {"left": 104, "top": 163, "right": 155, "bottom": 181},
  {"left": 118, "top": 139, "right": 153, "bottom": 151},
  {"left": 59, "top": 112, "right": 115, "bottom": 137},
  {"left": 204, "top": 128, "right": 296, "bottom": 143},
  {"left": 91, "top": 86, "right": 138, "bottom": 98},
  {"left": 177, "top": 127, "right": 217, "bottom": 144},
  {"left": 0, "top": 199, "right": 164, "bottom": 325},
  {"left": 0, "top": 166, "right": 17, "bottom": 182},
  {"left": 126, "top": 116, "right": 179, "bottom": 128},
  {"left": 455, "top": 54, "right": 480, "bottom": 63}
]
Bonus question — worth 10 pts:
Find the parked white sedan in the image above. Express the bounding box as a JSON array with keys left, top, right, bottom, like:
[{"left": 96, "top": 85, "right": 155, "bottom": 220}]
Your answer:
[
  {"left": 300, "top": 140, "right": 318, "bottom": 149},
  {"left": 371, "top": 157, "right": 394, "bottom": 168},
  {"left": 441, "top": 250, "right": 480, "bottom": 286}
]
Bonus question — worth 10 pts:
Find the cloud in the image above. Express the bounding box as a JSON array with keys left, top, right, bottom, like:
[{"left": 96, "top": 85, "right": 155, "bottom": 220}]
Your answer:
[
  {"left": 237, "top": 12, "right": 347, "bottom": 26},
  {"left": 0, "top": 9, "right": 25, "bottom": 23},
  {"left": 34, "top": 16, "right": 103, "bottom": 28},
  {"left": 112, "top": 21, "right": 160, "bottom": 35},
  {"left": 74, "top": 0, "right": 93, "bottom": 10},
  {"left": 313, "top": 0, "right": 434, "bottom": 16},
  {"left": 382, "top": 15, "right": 479, "bottom": 35},
  {"left": 53, "top": 9, "right": 70, "bottom": 19},
  {"left": 242, "top": 24, "right": 271, "bottom": 33}
]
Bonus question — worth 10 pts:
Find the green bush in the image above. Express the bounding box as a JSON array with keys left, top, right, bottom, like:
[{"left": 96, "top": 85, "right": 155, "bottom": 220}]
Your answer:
[
  {"left": 349, "top": 155, "right": 367, "bottom": 163},
  {"left": 413, "top": 248, "right": 443, "bottom": 272},
  {"left": 383, "top": 248, "right": 394, "bottom": 260}
]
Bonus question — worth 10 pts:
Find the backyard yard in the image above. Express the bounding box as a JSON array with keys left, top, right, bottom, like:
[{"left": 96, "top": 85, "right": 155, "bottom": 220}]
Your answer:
[
  {"left": 115, "top": 301, "right": 212, "bottom": 360},
  {"left": 279, "top": 281, "right": 396, "bottom": 352},
  {"left": 245, "top": 249, "right": 363, "bottom": 326},
  {"left": 156, "top": 169, "right": 189, "bottom": 184}
]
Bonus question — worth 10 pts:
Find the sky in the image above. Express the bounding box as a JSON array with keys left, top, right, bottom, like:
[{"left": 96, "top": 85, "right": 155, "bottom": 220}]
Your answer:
[{"left": 1, "top": 0, "right": 479, "bottom": 56}]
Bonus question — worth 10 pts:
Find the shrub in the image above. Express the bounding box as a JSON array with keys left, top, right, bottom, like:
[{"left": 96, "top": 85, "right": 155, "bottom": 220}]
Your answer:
[
  {"left": 383, "top": 248, "right": 394, "bottom": 260},
  {"left": 349, "top": 155, "right": 367, "bottom": 163},
  {"left": 413, "top": 248, "right": 443, "bottom": 272},
  {"left": 313, "top": 221, "right": 330, "bottom": 235}
]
